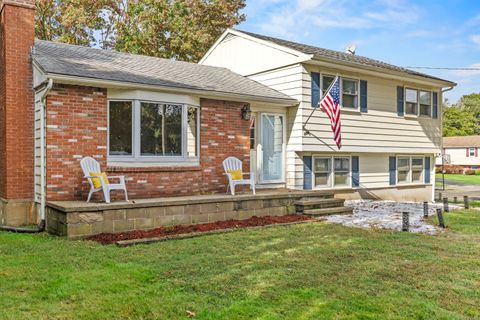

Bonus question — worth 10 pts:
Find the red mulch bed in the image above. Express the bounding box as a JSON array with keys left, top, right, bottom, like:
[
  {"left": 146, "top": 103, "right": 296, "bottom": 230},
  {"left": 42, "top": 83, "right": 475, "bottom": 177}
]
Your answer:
[{"left": 87, "top": 214, "right": 312, "bottom": 245}]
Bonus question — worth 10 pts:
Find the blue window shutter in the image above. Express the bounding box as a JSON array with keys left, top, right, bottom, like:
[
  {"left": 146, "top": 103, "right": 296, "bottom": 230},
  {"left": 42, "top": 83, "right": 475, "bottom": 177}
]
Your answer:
[
  {"left": 352, "top": 156, "right": 359, "bottom": 187},
  {"left": 389, "top": 156, "right": 396, "bottom": 185},
  {"left": 397, "top": 86, "right": 404, "bottom": 116},
  {"left": 432, "top": 92, "right": 438, "bottom": 119},
  {"left": 425, "top": 156, "right": 431, "bottom": 183},
  {"left": 311, "top": 72, "right": 320, "bottom": 108},
  {"left": 303, "top": 156, "right": 313, "bottom": 190},
  {"left": 360, "top": 80, "right": 368, "bottom": 113}
]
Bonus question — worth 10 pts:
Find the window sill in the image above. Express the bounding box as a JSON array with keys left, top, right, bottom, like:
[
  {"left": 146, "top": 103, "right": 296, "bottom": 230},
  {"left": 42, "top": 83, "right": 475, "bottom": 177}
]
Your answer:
[
  {"left": 341, "top": 108, "right": 361, "bottom": 114},
  {"left": 404, "top": 114, "right": 418, "bottom": 119}
]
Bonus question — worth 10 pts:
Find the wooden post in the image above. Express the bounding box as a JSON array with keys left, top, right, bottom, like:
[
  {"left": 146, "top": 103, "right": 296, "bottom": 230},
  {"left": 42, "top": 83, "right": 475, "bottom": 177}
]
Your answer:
[
  {"left": 423, "top": 202, "right": 428, "bottom": 218},
  {"left": 437, "top": 208, "right": 445, "bottom": 228},
  {"left": 402, "top": 212, "right": 409, "bottom": 232},
  {"left": 453, "top": 196, "right": 458, "bottom": 203},
  {"left": 464, "top": 196, "right": 470, "bottom": 209},
  {"left": 438, "top": 192, "right": 442, "bottom": 202},
  {"left": 443, "top": 197, "right": 449, "bottom": 212}
]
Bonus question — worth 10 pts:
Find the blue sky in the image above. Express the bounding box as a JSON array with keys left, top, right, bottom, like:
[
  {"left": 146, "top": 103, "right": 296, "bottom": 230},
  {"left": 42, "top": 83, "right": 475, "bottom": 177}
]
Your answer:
[{"left": 238, "top": 0, "right": 480, "bottom": 103}]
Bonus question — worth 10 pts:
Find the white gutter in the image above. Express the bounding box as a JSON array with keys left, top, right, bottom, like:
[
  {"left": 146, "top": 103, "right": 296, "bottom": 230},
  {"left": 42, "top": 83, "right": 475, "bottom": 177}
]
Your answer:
[{"left": 38, "top": 79, "right": 53, "bottom": 221}]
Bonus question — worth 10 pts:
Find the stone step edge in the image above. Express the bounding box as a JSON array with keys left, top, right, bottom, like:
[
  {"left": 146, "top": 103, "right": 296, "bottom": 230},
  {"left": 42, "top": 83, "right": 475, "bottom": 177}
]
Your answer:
[
  {"left": 302, "top": 207, "right": 354, "bottom": 217},
  {"left": 294, "top": 199, "right": 345, "bottom": 206}
]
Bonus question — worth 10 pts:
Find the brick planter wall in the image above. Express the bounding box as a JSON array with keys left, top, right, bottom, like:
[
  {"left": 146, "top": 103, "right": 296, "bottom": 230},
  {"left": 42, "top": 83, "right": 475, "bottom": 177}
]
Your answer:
[
  {"left": 45, "top": 191, "right": 324, "bottom": 238},
  {"left": 45, "top": 86, "right": 251, "bottom": 201}
]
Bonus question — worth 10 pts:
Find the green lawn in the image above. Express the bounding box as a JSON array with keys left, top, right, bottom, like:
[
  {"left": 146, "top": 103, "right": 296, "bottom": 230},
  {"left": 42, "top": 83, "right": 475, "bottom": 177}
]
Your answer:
[
  {"left": 1, "top": 212, "right": 480, "bottom": 319},
  {"left": 436, "top": 173, "right": 480, "bottom": 185}
]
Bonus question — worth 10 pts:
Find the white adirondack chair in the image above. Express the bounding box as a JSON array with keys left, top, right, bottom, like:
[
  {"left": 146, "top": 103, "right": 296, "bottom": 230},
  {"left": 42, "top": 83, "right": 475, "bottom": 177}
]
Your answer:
[
  {"left": 80, "top": 157, "right": 128, "bottom": 203},
  {"left": 222, "top": 156, "right": 255, "bottom": 196}
]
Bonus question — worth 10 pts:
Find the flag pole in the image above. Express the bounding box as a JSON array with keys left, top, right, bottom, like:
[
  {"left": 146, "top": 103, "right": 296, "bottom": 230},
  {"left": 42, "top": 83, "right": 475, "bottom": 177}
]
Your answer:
[{"left": 303, "top": 74, "right": 339, "bottom": 133}]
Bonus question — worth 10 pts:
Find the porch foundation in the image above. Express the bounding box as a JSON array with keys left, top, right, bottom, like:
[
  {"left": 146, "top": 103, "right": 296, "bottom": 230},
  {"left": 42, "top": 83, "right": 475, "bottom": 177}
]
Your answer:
[{"left": 46, "top": 190, "right": 333, "bottom": 239}]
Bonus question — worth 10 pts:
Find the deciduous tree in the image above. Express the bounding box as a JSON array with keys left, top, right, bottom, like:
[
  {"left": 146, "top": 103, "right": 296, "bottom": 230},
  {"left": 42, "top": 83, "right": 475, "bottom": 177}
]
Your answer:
[{"left": 34, "top": 0, "right": 246, "bottom": 62}]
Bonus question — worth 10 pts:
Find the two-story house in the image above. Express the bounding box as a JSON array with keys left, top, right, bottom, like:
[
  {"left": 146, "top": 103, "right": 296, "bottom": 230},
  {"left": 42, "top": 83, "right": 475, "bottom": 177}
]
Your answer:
[
  {"left": 436, "top": 136, "right": 480, "bottom": 170},
  {"left": 200, "top": 29, "right": 456, "bottom": 202},
  {"left": 0, "top": 0, "right": 455, "bottom": 233}
]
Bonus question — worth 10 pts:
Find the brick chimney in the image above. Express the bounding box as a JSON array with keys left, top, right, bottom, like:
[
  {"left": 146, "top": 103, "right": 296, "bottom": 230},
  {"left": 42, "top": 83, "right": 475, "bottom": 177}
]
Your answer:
[{"left": 0, "top": 0, "right": 36, "bottom": 225}]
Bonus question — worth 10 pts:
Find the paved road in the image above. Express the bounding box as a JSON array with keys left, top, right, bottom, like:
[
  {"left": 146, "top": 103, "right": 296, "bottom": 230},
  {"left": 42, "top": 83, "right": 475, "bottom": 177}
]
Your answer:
[{"left": 435, "top": 183, "right": 480, "bottom": 201}]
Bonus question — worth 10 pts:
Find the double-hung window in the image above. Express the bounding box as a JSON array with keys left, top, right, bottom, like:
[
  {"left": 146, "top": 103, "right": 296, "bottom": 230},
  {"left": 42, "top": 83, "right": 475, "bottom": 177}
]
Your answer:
[
  {"left": 321, "top": 75, "right": 359, "bottom": 110},
  {"left": 397, "top": 156, "right": 424, "bottom": 184},
  {"left": 341, "top": 79, "right": 358, "bottom": 109},
  {"left": 108, "top": 100, "right": 199, "bottom": 162},
  {"left": 313, "top": 156, "right": 351, "bottom": 188},
  {"left": 405, "top": 89, "right": 418, "bottom": 115},
  {"left": 404, "top": 88, "right": 433, "bottom": 117}
]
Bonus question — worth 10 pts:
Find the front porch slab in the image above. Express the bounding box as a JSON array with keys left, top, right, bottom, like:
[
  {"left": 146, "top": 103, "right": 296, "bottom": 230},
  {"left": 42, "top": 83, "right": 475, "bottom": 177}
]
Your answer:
[{"left": 46, "top": 190, "right": 334, "bottom": 239}]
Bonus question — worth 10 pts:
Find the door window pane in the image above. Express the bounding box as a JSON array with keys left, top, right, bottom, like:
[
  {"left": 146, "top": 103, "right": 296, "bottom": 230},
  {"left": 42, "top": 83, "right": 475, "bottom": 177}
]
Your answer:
[
  {"left": 261, "top": 115, "right": 284, "bottom": 181},
  {"left": 109, "top": 101, "right": 132, "bottom": 156},
  {"left": 140, "top": 103, "right": 182, "bottom": 156}
]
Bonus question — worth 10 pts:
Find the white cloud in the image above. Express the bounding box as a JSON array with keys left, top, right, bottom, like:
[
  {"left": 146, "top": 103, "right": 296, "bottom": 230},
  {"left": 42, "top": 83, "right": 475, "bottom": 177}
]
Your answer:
[
  {"left": 256, "top": 0, "right": 421, "bottom": 38},
  {"left": 470, "top": 34, "right": 480, "bottom": 47}
]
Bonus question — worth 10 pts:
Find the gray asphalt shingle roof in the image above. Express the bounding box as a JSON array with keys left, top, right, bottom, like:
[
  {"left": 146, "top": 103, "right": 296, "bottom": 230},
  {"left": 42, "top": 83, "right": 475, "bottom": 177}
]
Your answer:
[
  {"left": 32, "top": 40, "right": 296, "bottom": 104},
  {"left": 237, "top": 30, "right": 455, "bottom": 85},
  {"left": 443, "top": 136, "right": 480, "bottom": 148}
]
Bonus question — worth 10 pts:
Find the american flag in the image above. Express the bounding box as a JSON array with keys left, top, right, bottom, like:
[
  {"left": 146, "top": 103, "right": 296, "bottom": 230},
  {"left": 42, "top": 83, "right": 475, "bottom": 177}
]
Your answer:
[{"left": 319, "top": 76, "right": 342, "bottom": 149}]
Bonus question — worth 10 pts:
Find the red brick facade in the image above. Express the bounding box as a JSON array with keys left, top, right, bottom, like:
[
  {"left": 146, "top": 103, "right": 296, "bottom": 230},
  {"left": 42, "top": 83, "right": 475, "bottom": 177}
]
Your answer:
[
  {"left": 45, "top": 84, "right": 108, "bottom": 201},
  {"left": 0, "top": 0, "right": 35, "bottom": 200},
  {"left": 45, "top": 85, "right": 251, "bottom": 201}
]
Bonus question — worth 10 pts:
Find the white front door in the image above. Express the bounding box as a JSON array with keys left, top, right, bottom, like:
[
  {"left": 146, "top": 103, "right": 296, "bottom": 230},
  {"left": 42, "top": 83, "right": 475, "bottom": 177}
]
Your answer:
[{"left": 259, "top": 113, "right": 285, "bottom": 183}]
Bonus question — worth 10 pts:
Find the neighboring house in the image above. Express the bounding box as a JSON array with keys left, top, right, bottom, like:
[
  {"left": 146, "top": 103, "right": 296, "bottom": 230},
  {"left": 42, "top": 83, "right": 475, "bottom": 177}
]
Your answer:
[
  {"left": 0, "top": 0, "right": 456, "bottom": 228},
  {"left": 200, "top": 29, "right": 456, "bottom": 202},
  {"left": 436, "top": 136, "right": 480, "bottom": 169}
]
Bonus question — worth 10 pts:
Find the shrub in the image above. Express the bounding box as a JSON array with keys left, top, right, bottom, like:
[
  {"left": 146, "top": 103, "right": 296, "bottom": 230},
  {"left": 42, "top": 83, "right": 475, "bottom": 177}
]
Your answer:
[
  {"left": 476, "top": 170, "right": 480, "bottom": 175},
  {"left": 443, "top": 165, "right": 464, "bottom": 174},
  {"left": 465, "top": 169, "right": 476, "bottom": 175}
]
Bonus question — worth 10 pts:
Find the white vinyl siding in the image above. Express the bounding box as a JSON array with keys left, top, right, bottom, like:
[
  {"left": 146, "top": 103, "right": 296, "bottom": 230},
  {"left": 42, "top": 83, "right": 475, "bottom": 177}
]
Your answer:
[{"left": 301, "top": 65, "right": 442, "bottom": 154}]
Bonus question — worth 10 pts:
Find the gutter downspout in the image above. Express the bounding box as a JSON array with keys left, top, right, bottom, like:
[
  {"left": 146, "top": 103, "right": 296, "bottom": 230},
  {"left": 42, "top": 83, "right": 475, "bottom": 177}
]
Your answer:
[
  {"left": 39, "top": 79, "right": 53, "bottom": 223},
  {"left": 0, "top": 79, "right": 53, "bottom": 234}
]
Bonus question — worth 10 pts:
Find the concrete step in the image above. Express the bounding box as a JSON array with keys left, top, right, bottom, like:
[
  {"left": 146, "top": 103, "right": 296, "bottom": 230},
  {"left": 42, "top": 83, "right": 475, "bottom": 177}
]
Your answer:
[
  {"left": 294, "top": 198, "right": 345, "bottom": 210},
  {"left": 302, "top": 206, "right": 354, "bottom": 217},
  {"left": 299, "top": 193, "right": 335, "bottom": 200}
]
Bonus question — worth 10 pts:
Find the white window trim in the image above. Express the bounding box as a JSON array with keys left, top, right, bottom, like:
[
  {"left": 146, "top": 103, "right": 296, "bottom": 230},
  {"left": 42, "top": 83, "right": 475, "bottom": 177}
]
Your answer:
[
  {"left": 404, "top": 88, "right": 433, "bottom": 118},
  {"left": 107, "top": 99, "right": 200, "bottom": 165},
  {"left": 397, "top": 156, "right": 424, "bottom": 184},
  {"left": 312, "top": 155, "right": 352, "bottom": 189},
  {"left": 321, "top": 74, "right": 360, "bottom": 111}
]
